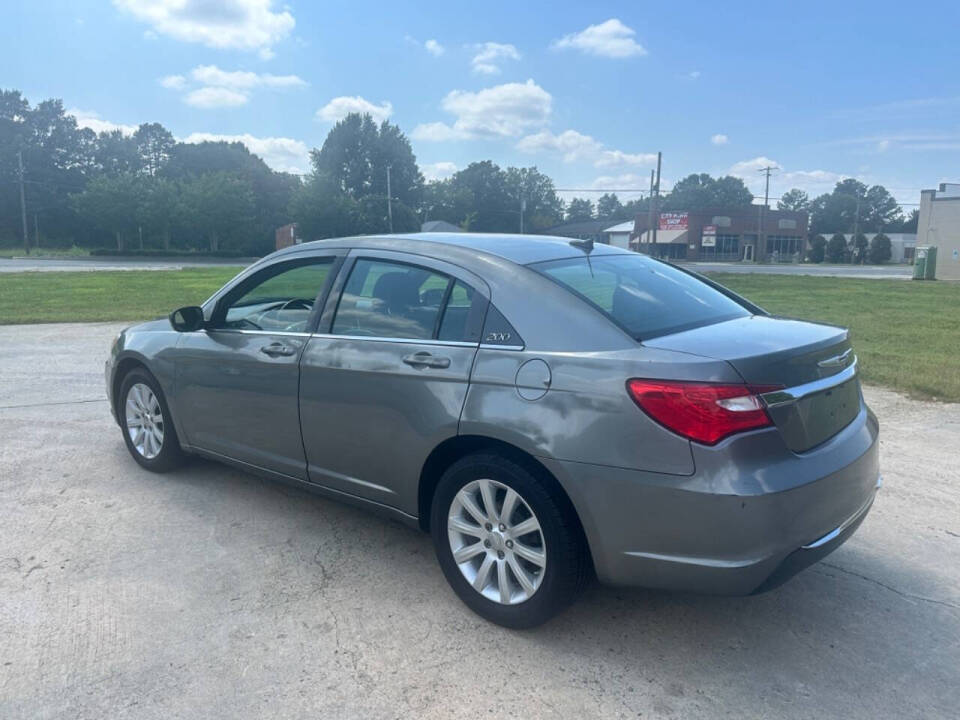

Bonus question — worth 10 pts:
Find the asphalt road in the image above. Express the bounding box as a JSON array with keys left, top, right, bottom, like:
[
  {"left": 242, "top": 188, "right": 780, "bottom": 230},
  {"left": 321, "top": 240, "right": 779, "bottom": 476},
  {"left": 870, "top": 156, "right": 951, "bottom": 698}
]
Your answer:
[
  {"left": 0, "top": 256, "right": 254, "bottom": 273},
  {"left": 681, "top": 261, "right": 913, "bottom": 279},
  {"left": 2, "top": 255, "right": 914, "bottom": 278},
  {"left": 1, "top": 323, "right": 958, "bottom": 719}
]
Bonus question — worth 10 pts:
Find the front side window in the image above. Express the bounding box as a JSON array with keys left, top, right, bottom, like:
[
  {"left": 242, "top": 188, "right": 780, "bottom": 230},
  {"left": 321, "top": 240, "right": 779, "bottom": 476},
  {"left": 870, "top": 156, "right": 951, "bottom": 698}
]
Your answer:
[
  {"left": 221, "top": 259, "right": 333, "bottom": 332},
  {"left": 333, "top": 259, "right": 471, "bottom": 340},
  {"left": 531, "top": 254, "right": 751, "bottom": 340}
]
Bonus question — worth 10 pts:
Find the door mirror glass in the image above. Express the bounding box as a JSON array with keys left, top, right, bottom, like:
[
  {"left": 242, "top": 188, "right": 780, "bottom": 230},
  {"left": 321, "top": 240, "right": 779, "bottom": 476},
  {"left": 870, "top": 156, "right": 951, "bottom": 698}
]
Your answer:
[{"left": 169, "top": 305, "right": 205, "bottom": 332}]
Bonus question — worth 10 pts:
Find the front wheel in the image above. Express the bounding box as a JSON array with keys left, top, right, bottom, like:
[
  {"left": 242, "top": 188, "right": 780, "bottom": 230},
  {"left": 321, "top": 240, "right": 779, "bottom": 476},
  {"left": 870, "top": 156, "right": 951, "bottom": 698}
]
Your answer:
[
  {"left": 431, "top": 453, "right": 590, "bottom": 628},
  {"left": 118, "top": 368, "right": 185, "bottom": 473}
]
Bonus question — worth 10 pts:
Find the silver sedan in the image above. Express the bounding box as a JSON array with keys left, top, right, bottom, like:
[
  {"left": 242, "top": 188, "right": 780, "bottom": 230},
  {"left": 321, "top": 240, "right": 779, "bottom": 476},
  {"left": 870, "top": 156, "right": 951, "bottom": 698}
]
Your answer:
[{"left": 106, "top": 233, "right": 880, "bottom": 627}]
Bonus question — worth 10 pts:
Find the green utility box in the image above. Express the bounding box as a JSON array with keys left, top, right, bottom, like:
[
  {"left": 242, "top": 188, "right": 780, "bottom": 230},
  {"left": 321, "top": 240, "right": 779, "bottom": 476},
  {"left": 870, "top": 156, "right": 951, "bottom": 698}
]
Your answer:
[
  {"left": 913, "top": 246, "right": 938, "bottom": 280},
  {"left": 924, "top": 245, "right": 938, "bottom": 279}
]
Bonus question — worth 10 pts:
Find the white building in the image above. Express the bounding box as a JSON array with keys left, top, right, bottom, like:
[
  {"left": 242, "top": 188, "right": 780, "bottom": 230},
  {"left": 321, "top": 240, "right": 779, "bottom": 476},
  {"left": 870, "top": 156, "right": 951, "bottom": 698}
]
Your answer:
[
  {"left": 603, "top": 221, "right": 634, "bottom": 249},
  {"left": 918, "top": 183, "right": 960, "bottom": 280},
  {"left": 826, "top": 233, "right": 917, "bottom": 263}
]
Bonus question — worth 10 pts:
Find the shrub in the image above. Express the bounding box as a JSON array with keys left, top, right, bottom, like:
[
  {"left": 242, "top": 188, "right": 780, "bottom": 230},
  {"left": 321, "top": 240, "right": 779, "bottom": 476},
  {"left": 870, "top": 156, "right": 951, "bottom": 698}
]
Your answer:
[
  {"left": 869, "top": 233, "right": 892, "bottom": 264},
  {"left": 826, "top": 233, "right": 848, "bottom": 263},
  {"left": 807, "top": 235, "right": 826, "bottom": 263},
  {"left": 89, "top": 248, "right": 250, "bottom": 258}
]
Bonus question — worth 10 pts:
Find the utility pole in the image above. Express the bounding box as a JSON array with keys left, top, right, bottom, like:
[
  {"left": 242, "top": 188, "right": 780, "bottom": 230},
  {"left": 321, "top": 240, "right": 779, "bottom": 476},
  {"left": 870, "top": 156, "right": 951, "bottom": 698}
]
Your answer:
[
  {"left": 757, "top": 165, "right": 778, "bottom": 262},
  {"left": 645, "top": 169, "right": 655, "bottom": 252},
  {"left": 519, "top": 197, "right": 526, "bottom": 234},
  {"left": 34, "top": 213, "right": 39, "bottom": 250},
  {"left": 17, "top": 150, "right": 29, "bottom": 255},
  {"left": 386, "top": 165, "right": 394, "bottom": 233},
  {"left": 651, "top": 151, "right": 662, "bottom": 247},
  {"left": 852, "top": 198, "right": 861, "bottom": 264}
]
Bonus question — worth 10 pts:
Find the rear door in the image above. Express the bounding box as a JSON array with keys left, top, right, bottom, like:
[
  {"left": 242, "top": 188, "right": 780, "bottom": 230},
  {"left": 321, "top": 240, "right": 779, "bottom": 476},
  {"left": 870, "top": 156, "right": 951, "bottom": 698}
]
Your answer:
[
  {"left": 299, "top": 251, "right": 488, "bottom": 515},
  {"left": 176, "top": 254, "right": 341, "bottom": 478}
]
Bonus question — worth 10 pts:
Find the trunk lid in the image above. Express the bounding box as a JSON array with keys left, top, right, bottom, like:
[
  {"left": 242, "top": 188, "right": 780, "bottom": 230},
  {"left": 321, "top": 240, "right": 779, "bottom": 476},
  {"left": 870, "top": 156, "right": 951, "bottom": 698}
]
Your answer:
[{"left": 644, "top": 316, "right": 861, "bottom": 452}]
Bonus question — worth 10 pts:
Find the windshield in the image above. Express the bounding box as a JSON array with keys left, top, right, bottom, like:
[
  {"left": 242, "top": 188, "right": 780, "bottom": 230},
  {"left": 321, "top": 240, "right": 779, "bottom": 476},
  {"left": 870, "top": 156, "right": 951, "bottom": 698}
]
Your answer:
[{"left": 531, "top": 254, "right": 752, "bottom": 340}]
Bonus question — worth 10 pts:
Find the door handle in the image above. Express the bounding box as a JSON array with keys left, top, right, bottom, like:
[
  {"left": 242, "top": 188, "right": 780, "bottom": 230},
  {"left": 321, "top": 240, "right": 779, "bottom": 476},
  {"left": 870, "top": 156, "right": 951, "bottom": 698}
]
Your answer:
[
  {"left": 402, "top": 352, "right": 451, "bottom": 369},
  {"left": 260, "top": 342, "right": 297, "bottom": 357}
]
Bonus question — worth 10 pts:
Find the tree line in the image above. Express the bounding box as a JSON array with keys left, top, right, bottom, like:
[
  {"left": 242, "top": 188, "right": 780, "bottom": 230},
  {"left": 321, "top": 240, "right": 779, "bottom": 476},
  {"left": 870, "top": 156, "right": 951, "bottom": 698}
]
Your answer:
[{"left": 1, "top": 88, "right": 916, "bottom": 258}]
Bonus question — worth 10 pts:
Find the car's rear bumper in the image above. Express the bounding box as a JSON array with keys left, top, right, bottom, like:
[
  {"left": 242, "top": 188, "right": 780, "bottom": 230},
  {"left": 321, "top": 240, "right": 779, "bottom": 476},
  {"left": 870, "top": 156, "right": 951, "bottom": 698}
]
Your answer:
[{"left": 540, "top": 402, "right": 880, "bottom": 595}]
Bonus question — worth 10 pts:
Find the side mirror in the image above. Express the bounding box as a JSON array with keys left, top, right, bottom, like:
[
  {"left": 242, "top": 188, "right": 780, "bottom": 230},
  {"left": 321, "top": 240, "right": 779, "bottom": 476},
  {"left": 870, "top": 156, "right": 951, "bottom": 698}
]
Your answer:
[{"left": 169, "top": 306, "right": 206, "bottom": 332}]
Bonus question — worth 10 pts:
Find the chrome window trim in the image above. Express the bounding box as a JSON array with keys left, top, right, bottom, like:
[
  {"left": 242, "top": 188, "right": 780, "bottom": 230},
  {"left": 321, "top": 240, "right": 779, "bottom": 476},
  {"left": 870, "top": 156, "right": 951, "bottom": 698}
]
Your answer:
[
  {"left": 204, "top": 328, "right": 313, "bottom": 338},
  {"left": 761, "top": 356, "right": 858, "bottom": 408},
  {"left": 478, "top": 343, "right": 525, "bottom": 351},
  {"left": 311, "top": 332, "right": 478, "bottom": 348}
]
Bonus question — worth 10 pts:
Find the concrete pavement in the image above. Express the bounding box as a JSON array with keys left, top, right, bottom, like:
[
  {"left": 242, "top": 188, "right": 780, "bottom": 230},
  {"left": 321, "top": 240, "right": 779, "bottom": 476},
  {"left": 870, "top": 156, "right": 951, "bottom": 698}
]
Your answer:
[
  {"left": 1, "top": 323, "right": 957, "bottom": 719},
  {"left": 0, "top": 256, "right": 255, "bottom": 273}
]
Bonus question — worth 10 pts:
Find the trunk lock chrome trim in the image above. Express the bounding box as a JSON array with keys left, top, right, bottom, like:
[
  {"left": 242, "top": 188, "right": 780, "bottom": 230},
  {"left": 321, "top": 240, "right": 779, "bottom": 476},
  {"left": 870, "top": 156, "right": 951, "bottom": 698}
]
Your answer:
[{"left": 760, "top": 356, "right": 858, "bottom": 409}]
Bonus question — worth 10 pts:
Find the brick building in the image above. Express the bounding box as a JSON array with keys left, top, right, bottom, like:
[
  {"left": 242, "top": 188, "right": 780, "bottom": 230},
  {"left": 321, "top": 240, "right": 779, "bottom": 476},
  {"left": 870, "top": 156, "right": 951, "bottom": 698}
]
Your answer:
[{"left": 631, "top": 207, "right": 808, "bottom": 262}]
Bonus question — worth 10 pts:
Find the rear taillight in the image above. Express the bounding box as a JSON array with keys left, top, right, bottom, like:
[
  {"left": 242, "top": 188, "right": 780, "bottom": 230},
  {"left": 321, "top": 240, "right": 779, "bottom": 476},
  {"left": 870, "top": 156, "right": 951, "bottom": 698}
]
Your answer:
[{"left": 626, "top": 379, "right": 782, "bottom": 445}]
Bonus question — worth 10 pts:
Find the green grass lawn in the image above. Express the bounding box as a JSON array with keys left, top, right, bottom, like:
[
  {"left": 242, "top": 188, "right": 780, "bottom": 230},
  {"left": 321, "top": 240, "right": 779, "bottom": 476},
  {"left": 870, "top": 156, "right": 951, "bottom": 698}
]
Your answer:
[
  {"left": 0, "top": 267, "right": 242, "bottom": 324},
  {"left": 1, "top": 267, "right": 957, "bottom": 401},
  {"left": 709, "top": 273, "right": 960, "bottom": 402}
]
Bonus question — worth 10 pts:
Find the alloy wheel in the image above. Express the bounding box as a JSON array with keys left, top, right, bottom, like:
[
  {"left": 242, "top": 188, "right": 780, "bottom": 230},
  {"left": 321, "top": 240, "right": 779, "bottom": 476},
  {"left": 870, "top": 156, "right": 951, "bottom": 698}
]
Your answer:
[
  {"left": 447, "top": 478, "right": 547, "bottom": 605},
  {"left": 125, "top": 383, "right": 164, "bottom": 460}
]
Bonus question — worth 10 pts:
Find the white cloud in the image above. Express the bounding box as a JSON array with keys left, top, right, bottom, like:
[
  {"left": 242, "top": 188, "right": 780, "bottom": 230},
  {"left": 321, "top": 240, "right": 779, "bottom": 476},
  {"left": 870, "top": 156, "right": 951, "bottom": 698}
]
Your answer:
[
  {"left": 159, "top": 74, "right": 186, "bottom": 89},
  {"left": 425, "top": 39, "right": 445, "bottom": 57},
  {"left": 688, "top": 70, "right": 701, "bottom": 79},
  {"left": 422, "top": 161, "right": 458, "bottom": 181},
  {"left": 711, "top": 133, "right": 729, "bottom": 145},
  {"left": 316, "top": 96, "right": 394, "bottom": 123},
  {"left": 68, "top": 108, "right": 137, "bottom": 135},
  {"left": 160, "top": 65, "right": 306, "bottom": 108},
  {"left": 184, "top": 86, "right": 249, "bottom": 108},
  {"left": 470, "top": 42, "right": 521, "bottom": 75},
  {"left": 413, "top": 79, "right": 551, "bottom": 141},
  {"left": 729, "top": 156, "right": 847, "bottom": 200},
  {"left": 189, "top": 65, "right": 305, "bottom": 89},
  {"left": 516, "top": 129, "right": 656, "bottom": 168},
  {"left": 113, "top": 0, "right": 294, "bottom": 55},
  {"left": 182, "top": 132, "right": 309, "bottom": 173},
  {"left": 552, "top": 19, "right": 647, "bottom": 58}
]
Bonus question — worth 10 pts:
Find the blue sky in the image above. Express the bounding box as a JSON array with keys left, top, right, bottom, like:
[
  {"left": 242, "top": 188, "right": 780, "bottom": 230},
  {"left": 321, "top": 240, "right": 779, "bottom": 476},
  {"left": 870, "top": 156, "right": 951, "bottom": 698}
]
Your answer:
[{"left": 5, "top": 1, "right": 960, "bottom": 208}]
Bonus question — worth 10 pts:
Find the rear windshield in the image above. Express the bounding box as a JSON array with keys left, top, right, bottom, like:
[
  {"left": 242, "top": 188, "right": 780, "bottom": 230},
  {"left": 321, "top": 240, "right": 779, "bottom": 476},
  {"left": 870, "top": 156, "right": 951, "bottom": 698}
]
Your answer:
[{"left": 531, "top": 254, "right": 752, "bottom": 340}]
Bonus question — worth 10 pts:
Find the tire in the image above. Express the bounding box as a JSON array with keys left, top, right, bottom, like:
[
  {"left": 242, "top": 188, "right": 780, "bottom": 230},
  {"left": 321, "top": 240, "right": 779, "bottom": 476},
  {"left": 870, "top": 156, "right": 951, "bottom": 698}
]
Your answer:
[
  {"left": 431, "top": 452, "right": 590, "bottom": 629},
  {"left": 118, "top": 367, "right": 186, "bottom": 473}
]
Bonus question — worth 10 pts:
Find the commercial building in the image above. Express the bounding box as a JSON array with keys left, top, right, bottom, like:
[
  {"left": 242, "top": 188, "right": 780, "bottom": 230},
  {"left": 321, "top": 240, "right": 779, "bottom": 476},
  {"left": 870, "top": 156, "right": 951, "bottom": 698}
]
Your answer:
[
  {"left": 631, "top": 207, "right": 808, "bottom": 262},
  {"left": 603, "top": 220, "right": 634, "bottom": 249},
  {"left": 275, "top": 223, "right": 300, "bottom": 251},
  {"left": 918, "top": 183, "right": 960, "bottom": 280}
]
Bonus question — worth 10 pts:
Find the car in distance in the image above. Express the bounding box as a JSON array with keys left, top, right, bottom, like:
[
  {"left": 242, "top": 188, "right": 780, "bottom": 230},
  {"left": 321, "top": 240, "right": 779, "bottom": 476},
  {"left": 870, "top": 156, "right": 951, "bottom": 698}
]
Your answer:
[{"left": 106, "top": 233, "right": 880, "bottom": 628}]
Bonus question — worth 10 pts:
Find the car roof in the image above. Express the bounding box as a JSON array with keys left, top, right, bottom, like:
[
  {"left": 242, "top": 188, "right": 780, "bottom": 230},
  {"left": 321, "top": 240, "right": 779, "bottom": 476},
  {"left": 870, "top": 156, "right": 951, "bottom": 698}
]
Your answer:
[{"left": 273, "top": 232, "right": 627, "bottom": 266}]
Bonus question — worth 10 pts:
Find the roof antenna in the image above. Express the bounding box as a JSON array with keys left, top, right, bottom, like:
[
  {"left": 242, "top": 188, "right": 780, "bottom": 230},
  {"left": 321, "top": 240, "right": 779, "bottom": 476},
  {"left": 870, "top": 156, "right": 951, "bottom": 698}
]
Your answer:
[{"left": 569, "top": 238, "right": 595, "bottom": 277}]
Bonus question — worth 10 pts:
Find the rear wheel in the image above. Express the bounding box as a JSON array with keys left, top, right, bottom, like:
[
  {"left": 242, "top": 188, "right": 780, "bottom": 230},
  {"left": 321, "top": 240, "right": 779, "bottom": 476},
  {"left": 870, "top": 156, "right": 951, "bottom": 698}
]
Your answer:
[
  {"left": 431, "top": 453, "right": 589, "bottom": 628},
  {"left": 118, "top": 368, "right": 185, "bottom": 473}
]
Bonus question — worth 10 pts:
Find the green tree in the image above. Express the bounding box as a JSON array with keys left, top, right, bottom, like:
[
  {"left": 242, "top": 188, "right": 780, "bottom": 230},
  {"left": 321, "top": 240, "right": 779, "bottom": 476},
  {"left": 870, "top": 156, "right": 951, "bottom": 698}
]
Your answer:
[
  {"left": 852, "top": 232, "right": 869, "bottom": 264},
  {"left": 134, "top": 122, "right": 175, "bottom": 176},
  {"left": 443, "top": 161, "right": 514, "bottom": 231},
  {"left": 661, "top": 173, "right": 753, "bottom": 212},
  {"left": 565, "top": 197, "right": 594, "bottom": 222},
  {"left": 180, "top": 172, "right": 255, "bottom": 252},
  {"left": 809, "top": 179, "right": 904, "bottom": 235},
  {"left": 504, "top": 166, "right": 563, "bottom": 231},
  {"left": 70, "top": 174, "right": 141, "bottom": 249},
  {"left": 807, "top": 234, "right": 826, "bottom": 263},
  {"left": 310, "top": 113, "right": 423, "bottom": 209},
  {"left": 596, "top": 193, "right": 624, "bottom": 219},
  {"left": 868, "top": 233, "right": 892, "bottom": 264},
  {"left": 136, "top": 176, "right": 180, "bottom": 250},
  {"left": 289, "top": 174, "right": 360, "bottom": 241},
  {"left": 826, "top": 232, "right": 848, "bottom": 263},
  {"left": 778, "top": 188, "right": 810, "bottom": 212}
]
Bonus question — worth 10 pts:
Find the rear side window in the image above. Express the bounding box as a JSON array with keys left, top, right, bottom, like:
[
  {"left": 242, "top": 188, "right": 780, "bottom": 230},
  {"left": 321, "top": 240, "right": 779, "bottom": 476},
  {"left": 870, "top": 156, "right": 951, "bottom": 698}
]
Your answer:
[{"left": 531, "top": 254, "right": 750, "bottom": 340}]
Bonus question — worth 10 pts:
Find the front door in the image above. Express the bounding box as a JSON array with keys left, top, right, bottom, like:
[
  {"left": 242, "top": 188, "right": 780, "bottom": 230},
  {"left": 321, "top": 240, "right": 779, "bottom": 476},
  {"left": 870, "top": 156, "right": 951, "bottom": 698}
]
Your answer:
[
  {"left": 299, "top": 254, "right": 487, "bottom": 515},
  {"left": 176, "top": 256, "right": 337, "bottom": 478}
]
